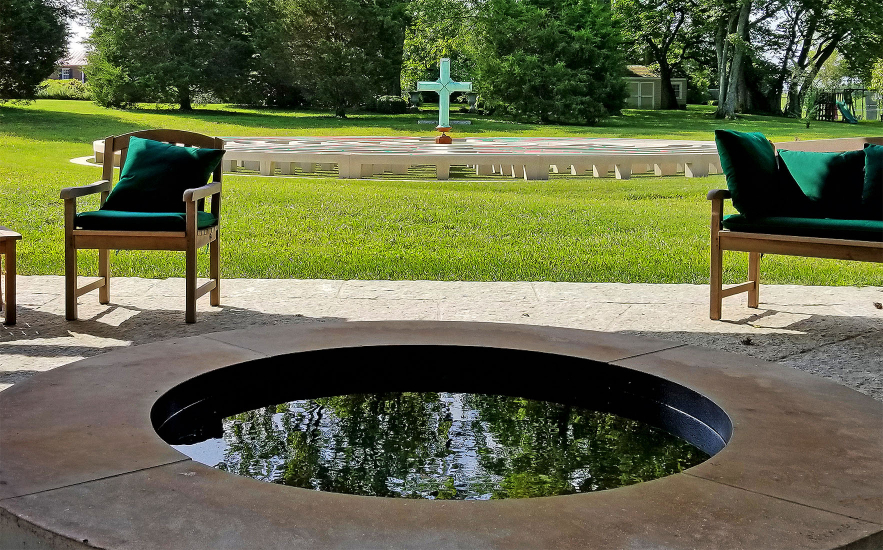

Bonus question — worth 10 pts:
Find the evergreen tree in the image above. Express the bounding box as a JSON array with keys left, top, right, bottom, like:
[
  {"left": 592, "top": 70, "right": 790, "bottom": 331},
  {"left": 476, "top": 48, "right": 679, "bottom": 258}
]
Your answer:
[
  {"left": 0, "top": 0, "right": 68, "bottom": 101},
  {"left": 474, "top": 0, "right": 627, "bottom": 125},
  {"left": 284, "top": 0, "right": 409, "bottom": 117}
]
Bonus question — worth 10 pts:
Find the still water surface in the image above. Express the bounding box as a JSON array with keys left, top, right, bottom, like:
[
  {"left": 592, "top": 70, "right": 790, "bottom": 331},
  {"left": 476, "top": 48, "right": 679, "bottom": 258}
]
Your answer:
[{"left": 174, "top": 392, "right": 708, "bottom": 500}]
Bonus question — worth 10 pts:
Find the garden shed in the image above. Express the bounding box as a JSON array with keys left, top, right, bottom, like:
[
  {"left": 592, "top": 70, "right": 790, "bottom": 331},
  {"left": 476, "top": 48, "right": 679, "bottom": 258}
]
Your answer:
[{"left": 625, "top": 65, "right": 687, "bottom": 109}]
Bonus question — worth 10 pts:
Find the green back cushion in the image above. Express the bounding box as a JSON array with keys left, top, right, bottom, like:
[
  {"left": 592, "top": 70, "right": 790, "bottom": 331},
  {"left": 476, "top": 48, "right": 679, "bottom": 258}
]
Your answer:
[
  {"left": 863, "top": 144, "right": 883, "bottom": 221},
  {"left": 714, "top": 130, "right": 809, "bottom": 217},
  {"left": 777, "top": 149, "right": 865, "bottom": 219},
  {"left": 102, "top": 136, "right": 224, "bottom": 213}
]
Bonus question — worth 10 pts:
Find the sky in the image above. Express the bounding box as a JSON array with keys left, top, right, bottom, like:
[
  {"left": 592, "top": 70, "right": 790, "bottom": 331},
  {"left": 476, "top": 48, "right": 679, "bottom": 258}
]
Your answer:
[{"left": 69, "top": 16, "right": 90, "bottom": 49}]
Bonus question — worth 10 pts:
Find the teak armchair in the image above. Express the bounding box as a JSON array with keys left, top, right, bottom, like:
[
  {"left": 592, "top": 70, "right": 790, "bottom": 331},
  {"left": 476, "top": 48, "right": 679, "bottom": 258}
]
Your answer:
[{"left": 60, "top": 129, "right": 224, "bottom": 323}]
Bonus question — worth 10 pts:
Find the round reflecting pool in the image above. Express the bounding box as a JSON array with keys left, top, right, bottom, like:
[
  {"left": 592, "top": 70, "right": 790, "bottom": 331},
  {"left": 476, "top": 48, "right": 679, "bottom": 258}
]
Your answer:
[
  {"left": 153, "top": 344, "right": 730, "bottom": 502},
  {"left": 2, "top": 322, "right": 880, "bottom": 549}
]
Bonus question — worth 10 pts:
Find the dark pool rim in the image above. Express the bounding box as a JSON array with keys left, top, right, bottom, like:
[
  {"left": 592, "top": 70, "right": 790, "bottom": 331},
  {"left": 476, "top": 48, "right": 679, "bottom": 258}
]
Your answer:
[{"left": 1, "top": 321, "right": 881, "bottom": 549}]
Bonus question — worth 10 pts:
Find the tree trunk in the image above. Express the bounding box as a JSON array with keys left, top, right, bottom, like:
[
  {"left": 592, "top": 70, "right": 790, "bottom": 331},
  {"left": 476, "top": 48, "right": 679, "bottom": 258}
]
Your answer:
[
  {"left": 720, "top": 0, "right": 751, "bottom": 119},
  {"left": 178, "top": 86, "right": 192, "bottom": 111},
  {"left": 783, "top": 12, "right": 818, "bottom": 117},
  {"left": 772, "top": 9, "right": 801, "bottom": 115},
  {"left": 791, "top": 33, "right": 844, "bottom": 118},
  {"left": 657, "top": 60, "right": 680, "bottom": 110},
  {"left": 714, "top": 12, "right": 737, "bottom": 118}
]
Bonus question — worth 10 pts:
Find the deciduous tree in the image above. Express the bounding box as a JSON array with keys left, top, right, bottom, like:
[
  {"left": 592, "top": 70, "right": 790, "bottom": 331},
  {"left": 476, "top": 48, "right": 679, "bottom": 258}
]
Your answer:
[
  {"left": 85, "top": 0, "right": 254, "bottom": 110},
  {"left": 613, "top": 0, "right": 700, "bottom": 110}
]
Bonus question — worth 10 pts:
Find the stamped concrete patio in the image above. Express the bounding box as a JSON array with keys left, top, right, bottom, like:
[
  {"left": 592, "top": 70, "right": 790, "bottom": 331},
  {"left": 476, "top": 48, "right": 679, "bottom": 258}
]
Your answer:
[{"left": 1, "top": 276, "right": 881, "bottom": 401}]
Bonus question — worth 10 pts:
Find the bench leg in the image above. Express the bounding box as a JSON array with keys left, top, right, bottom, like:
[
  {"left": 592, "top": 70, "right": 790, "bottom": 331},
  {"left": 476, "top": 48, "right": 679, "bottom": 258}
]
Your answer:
[
  {"left": 3, "top": 241, "right": 15, "bottom": 325},
  {"left": 99, "top": 248, "right": 110, "bottom": 304},
  {"left": 210, "top": 236, "right": 220, "bottom": 307},
  {"left": 748, "top": 252, "right": 760, "bottom": 308},
  {"left": 710, "top": 235, "right": 723, "bottom": 320}
]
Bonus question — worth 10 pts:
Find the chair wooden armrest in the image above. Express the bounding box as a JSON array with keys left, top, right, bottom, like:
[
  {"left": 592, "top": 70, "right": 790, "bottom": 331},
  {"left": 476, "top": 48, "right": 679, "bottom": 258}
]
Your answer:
[
  {"left": 706, "top": 189, "right": 731, "bottom": 201},
  {"left": 60, "top": 180, "right": 113, "bottom": 201},
  {"left": 183, "top": 181, "right": 222, "bottom": 202}
]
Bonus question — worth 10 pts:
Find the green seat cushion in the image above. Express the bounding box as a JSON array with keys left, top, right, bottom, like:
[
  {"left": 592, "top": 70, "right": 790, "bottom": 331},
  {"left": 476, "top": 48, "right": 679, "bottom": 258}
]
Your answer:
[
  {"left": 714, "top": 130, "right": 810, "bottom": 217},
  {"left": 863, "top": 144, "right": 883, "bottom": 221},
  {"left": 722, "top": 214, "right": 883, "bottom": 242},
  {"left": 75, "top": 210, "right": 218, "bottom": 232},
  {"left": 777, "top": 149, "right": 865, "bottom": 219},
  {"left": 102, "top": 136, "right": 225, "bottom": 213}
]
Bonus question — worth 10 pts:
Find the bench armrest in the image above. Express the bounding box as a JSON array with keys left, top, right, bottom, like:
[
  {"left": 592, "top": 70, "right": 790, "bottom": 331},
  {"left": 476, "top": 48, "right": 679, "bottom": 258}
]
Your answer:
[
  {"left": 183, "top": 181, "right": 221, "bottom": 202},
  {"left": 707, "top": 189, "right": 731, "bottom": 201},
  {"left": 60, "top": 180, "right": 112, "bottom": 200}
]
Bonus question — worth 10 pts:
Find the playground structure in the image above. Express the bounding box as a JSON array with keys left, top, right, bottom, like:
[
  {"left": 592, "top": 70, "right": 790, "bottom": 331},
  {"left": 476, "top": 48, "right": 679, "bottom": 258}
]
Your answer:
[{"left": 814, "top": 89, "right": 879, "bottom": 122}]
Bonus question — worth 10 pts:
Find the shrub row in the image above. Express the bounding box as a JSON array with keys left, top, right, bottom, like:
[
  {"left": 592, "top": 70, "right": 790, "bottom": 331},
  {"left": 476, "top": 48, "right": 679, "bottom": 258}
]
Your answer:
[{"left": 36, "top": 79, "right": 92, "bottom": 100}]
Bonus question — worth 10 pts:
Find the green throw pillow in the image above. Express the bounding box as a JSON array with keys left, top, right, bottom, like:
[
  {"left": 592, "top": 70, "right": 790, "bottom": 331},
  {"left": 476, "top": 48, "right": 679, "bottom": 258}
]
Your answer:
[
  {"left": 714, "top": 129, "right": 809, "bottom": 217},
  {"left": 102, "top": 136, "right": 225, "bottom": 213},
  {"left": 777, "top": 149, "right": 865, "bottom": 219},
  {"left": 863, "top": 144, "right": 882, "bottom": 221}
]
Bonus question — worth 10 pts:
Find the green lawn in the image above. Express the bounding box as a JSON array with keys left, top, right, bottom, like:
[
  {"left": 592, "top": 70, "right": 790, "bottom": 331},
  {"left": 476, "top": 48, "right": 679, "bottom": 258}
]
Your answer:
[{"left": 0, "top": 100, "right": 880, "bottom": 286}]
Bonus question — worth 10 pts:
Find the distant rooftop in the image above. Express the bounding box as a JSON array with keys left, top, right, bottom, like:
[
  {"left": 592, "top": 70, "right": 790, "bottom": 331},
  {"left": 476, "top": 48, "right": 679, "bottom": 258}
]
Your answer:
[
  {"left": 626, "top": 65, "right": 657, "bottom": 78},
  {"left": 59, "top": 48, "right": 88, "bottom": 67}
]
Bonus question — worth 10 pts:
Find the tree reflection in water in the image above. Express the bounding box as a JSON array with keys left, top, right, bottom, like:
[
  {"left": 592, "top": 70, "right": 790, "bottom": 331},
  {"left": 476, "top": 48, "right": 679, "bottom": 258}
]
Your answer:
[{"left": 175, "top": 393, "right": 708, "bottom": 500}]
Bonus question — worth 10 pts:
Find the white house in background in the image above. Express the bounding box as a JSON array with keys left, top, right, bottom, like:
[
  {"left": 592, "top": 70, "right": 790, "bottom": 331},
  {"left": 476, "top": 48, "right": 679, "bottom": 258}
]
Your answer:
[{"left": 624, "top": 65, "right": 688, "bottom": 109}]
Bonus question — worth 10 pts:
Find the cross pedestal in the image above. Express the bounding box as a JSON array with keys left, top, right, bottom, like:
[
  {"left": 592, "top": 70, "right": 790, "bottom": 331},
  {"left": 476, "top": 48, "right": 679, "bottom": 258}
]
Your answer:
[
  {"left": 435, "top": 127, "right": 453, "bottom": 144},
  {"left": 417, "top": 59, "right": 472, "bottom": 142}
]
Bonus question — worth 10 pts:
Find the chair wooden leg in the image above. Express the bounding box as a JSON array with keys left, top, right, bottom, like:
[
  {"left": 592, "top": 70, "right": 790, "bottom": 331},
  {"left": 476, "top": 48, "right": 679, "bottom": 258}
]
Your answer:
[
  {"left": 748, "top": 252, "right": 761, "bottom": 308},
  {"left": 185, "top": 241, "right": 197, "bottom": 323},
  {"left": 710, "top": 236, "right": 723, "bottom": 320},
  {"left": 65, "top": 238, "right": 78, "bottom": 321},
  {"left": 3, "top": 240, "right": 15, "bottom": 325},
  {"left": 210, "top": 237, "right": 220, "bottom": 307},
  {"left": 99, "top": 248, "right": 110, "bottom": 304}
]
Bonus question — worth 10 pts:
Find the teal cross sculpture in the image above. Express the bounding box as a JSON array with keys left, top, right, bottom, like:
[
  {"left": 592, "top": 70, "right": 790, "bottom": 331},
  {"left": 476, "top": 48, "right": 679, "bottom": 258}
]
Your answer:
[{"left": 417, "top": 58, "right": 472, "bottom": 131}]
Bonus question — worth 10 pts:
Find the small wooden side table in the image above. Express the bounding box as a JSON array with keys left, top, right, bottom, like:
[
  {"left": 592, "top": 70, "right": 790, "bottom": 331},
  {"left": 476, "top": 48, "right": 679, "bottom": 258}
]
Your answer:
[{"left": 0, "top": 226, "right": 22, "bottom": 325}]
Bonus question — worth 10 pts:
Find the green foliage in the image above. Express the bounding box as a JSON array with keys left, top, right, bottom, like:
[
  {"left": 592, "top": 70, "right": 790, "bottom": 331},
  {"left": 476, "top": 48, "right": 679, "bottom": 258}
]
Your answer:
[
  {"left": 35, "top": 79, "right": 92, "bottom": 100},
  {"left": 85, "top": 0, "right": 255, "bottom": 110},
  {"left": 401, "top": 0, "right": 478, "bottom": 92},
  {"left": 0, "top": 0, "right": 68, "bottom": 101},
  {"left": 614, "top": 0, "right": 703, "bottom": 110},
  {"left": 474, "top": 0, "right": 628, "bottom": 125},
  {"left": 280, "top": 0, "right": 410, "bottom": 117},
  {"left": 871, "top": 58, "right": 883, "bottom": 100},
  {"left": 366, "top": 95, "right": 408, "bottom": 114}
]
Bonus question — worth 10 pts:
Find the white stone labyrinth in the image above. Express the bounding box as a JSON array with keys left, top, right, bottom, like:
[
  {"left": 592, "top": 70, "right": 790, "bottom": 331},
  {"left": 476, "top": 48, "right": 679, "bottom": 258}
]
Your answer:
[{"left": 94, "top": 136, "right": 723, "bottom": 181}]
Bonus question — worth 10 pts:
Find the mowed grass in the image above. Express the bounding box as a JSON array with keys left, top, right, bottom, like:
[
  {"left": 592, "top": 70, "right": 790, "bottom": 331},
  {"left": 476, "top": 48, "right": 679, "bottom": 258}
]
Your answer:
[{"left": 0, "top": 100, "right": 881, "bottom": 286}]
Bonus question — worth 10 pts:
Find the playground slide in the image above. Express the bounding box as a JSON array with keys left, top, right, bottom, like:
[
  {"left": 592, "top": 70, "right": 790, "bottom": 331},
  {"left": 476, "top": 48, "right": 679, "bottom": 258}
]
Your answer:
[{"left": 836, "top": 101, "right": 859, "bottom": 124}]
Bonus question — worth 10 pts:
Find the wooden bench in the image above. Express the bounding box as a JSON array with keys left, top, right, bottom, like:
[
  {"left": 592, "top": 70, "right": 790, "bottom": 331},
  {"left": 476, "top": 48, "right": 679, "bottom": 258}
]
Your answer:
[
  {"left": 709, "top": 136, "right": 883, "bottom": 320},
  {"left": 0, "top": 226, "right": 22, "bottom": 325}
]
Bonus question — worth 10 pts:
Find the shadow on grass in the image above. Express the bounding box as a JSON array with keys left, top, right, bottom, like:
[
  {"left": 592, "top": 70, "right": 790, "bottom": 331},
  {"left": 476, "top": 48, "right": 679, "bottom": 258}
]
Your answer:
[{"left": 0, "top": 105, "right": 152, "bottom": 144}]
